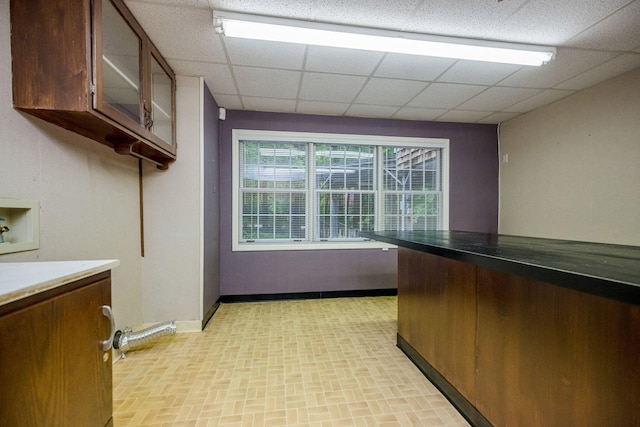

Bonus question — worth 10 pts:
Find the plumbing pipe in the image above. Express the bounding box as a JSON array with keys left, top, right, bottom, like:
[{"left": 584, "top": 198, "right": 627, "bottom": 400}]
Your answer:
[{"left": 113, "top": 320, "right": 176, "bottom": 358}]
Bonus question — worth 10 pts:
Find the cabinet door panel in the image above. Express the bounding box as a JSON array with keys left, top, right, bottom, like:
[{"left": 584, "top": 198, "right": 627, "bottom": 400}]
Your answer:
[
  {"left": 397, "top": 249, "right": 477, "bottom": 402},
  {"left": 0, "top": 278, "right": 112, "bottom": 426},
  {"left": 150, "top": 53, "right": 173, "bottom": 144},
  {"left": 476, "top": 267, "right": 640, "bottom": 427},
  {"left": 94, "top": 0, "right": 144, "bottom": 133},
  {"left": 146, "top": 44, "right": 176, "bottom": 154}
]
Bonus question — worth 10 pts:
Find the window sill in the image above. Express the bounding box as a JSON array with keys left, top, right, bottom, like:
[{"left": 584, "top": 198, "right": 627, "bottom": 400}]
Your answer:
[{"left": 232, "top": 240, "right": 398, "bottom": 252}]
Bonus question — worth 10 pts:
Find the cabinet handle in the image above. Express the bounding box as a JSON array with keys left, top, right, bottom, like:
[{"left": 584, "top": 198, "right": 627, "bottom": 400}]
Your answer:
[
  {"left": 143, "top": 106, "right": 153, "bottom": 130},
  {"left": 101, "top": 305, "right": 116, "bottom": 351}
]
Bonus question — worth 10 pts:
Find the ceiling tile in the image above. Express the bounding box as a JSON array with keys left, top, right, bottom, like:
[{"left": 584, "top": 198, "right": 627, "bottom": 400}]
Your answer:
[
  {"left": 485, "top": 0, "right": 632, "bottom": 45},
  {"left": 304, "top": 46, "right": 383, "bottom": 76},
  {"left": 170, "top": 60, "right": 237, "bottom": 95},
  {"left": 407, "top": 83, "right": 487, "bottom": 109},
  {"left": 208, "top": 0, "right": 316, "bottom": 20},
  {"left": 296, "top": 101, "right": 350, "bottom": 116},
  {"left": 458, "top": 87, "right": 542, "bottom": 111},
  {"left": 554, "top": 53, "right": 640, "bottom": 91},
  {"left": 212, "top": 94, "right": 243, "bottom": 109},
  {"left": 437, "top": 110, "right": 492, "bottom": 123},
  {"left": 374, "top": 54, "right": 456, "bottom": 81},
  {"left": 125, "top": 0, "right": 640, "bottom": 123},
  {"left": 224, "top": 38, "right": 306, "bottom": 69},
  {"left": 477, "top": 112, "right": 520, "bottom": 124},
  {"left": 129, "top": 0, "right": 210, "bottom": 7},
  {"left": 502, "top": 89, "right": 575, "bottom": 113},
  {"left": 404, "top": 0, "right": 529, "bottom": 40},
  {"left": 233, "top": 66, "right": 301, "bottom": 98},
  {"left": 242, "top": 97, "right": 298, "bottom": 113},
  {"left": 345, "top": 104, "right": 400, "bottom": 119},
  {"left": 299, "top": 73, "right": 368, "bottom": 103},
  {"left": 310, "top": 0, "right": 423, "bottom": 31},
  {"left": 498, "top": 48, "right": 617, "bottom": 88},
  {"left": 126, "top": 2, "right": 225, "bottom": 62},
  {"left": 437, "top": 60, "right": 522, "bottom": 85},
  {"left": 355, "top": 78, "right": 428, "bottom": 106},
  {"left": 567, "top": 1, "right": 640, "bottom": 51},
  {"left": 392, "top": 107, "right": 449, "bottom": 122}
]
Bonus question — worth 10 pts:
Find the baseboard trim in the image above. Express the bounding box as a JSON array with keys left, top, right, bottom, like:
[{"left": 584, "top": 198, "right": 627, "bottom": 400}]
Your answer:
[
  {"left": 173, "top": 320, "right": 201, "bottom": 333},
  {"left": 397, "top": 334, "right": 492, "bottom": 427},
  {"left": 220, "top": 288, "right": 397, "bottom": 303},
  {"left": 202, "top": 300, "right": 221, "bottom": 330}
]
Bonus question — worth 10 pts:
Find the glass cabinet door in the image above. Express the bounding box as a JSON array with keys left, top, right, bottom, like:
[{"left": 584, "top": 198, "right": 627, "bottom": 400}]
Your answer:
[
  {"left": 92, "top": 0, "right": 175, "bottom": 163},
  {"left": 95, "top": 0, "right": 143, "bottom": 130},
  {"left": 149, "top": 52, "right": 174, "bottom": 148}
]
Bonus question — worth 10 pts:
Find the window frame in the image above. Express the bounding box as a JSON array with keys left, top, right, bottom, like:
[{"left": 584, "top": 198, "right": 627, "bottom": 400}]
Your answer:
[{"left": 232, "top": 129, "right": 450, "bottom": 252}]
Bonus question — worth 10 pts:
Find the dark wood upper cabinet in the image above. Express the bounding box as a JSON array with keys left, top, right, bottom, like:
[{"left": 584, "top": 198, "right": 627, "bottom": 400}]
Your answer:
[{"left": 10, "top": 0, "right": 177, "bottom": 170}]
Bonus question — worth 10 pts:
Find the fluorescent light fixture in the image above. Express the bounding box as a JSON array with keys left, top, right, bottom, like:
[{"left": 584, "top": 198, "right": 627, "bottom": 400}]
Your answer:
[{"left": 214, "top": 12, "right": 555, "bottom": 66}]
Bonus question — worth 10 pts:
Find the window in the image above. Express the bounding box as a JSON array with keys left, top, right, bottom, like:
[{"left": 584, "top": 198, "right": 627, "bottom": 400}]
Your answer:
[
  {"left": 233, "top": 130, "right": 449, "bottom": 251},
  {"left": 240, "top": 141, "right": 307, "bottom": 241},
  {"left": 382, "top": 147, "right": 443, "bottom": 231},
  {"left": 315, "top": 144, "right": 376, "bottom": 240}
]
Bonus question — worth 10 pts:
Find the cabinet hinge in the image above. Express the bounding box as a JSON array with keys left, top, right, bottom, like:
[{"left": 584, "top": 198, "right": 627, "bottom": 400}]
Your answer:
[{"left": 89, "top": 83, "right": 96, "bottom": 95}]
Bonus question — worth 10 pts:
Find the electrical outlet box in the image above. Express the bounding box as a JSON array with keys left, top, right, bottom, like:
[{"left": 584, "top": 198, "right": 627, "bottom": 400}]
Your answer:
[{"left": 0, "top": 199, "right": 40, "bottom": 255}]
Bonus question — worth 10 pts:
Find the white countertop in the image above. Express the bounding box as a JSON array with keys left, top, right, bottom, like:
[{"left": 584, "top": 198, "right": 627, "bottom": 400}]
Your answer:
[{"left": 0, "top": 260, "right": 119, "bottom": 307}]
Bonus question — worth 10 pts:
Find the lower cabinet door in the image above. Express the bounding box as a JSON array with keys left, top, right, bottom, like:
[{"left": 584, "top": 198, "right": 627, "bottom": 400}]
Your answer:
[{"left": 0, "top": 277, "right": 113, "bottom": 426}]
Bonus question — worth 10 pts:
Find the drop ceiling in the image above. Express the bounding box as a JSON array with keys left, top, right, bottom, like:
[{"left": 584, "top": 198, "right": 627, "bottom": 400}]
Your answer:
[{"left": 125, "top": 0, "right": 640, "bottom": 124}]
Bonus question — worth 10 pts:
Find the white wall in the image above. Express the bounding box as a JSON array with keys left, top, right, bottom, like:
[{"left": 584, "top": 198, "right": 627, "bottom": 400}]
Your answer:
[
  {"left": 0, "top": 0, "right": 144, "bottom": 330},
  {"left": 142, "top": 76, "right": 204, "bottom": 330},
  {"left": 499, "top": 68, "right": 640, "bottom": 246}
]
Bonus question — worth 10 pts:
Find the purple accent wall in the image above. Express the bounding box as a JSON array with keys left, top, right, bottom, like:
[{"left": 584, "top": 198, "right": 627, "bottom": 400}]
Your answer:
[
  {"left": 203, "top": 83, "right": 221, "bottom": 311},
  {"left": 218, "top": 111, "right": 498, "bottom": 296}
]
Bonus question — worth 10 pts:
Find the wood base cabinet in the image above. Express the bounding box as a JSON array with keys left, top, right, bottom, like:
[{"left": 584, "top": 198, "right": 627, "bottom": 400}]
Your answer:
[
  {"left": 398, "top": 247, "right": 477, "bottom": 402},
  {"left": 397, "top": 248, "right": 640, "bottom": 427},
  {"left": 475, "top": 267, "right": 640, "bottom": 427},
  {"left": 0, "top": 272, "right": 113, "bottom": 427}
]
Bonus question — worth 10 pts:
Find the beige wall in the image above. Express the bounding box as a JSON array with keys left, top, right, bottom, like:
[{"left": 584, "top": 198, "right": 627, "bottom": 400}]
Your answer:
[
  {"left": 1, "top": 0, "right": 209, "bottom": 333},
  {"left": 0, "top": 0, "right": 143, "bottom": 329},
  {"left": 142, "top": 76, "right": 204, "bottom": 330},
  {"left": 499, "top": 68, "right": 640, "bottom": 246}
]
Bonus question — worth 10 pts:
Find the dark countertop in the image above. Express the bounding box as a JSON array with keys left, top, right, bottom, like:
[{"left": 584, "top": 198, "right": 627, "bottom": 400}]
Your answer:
[{"left": 361, "top": 230, "right": 640, "bottom": 305}]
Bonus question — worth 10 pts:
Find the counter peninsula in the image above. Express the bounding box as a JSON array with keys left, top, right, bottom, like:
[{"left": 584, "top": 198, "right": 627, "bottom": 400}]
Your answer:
[{"left": 362, "top": 230, "right": 640, "bottom": 427}]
